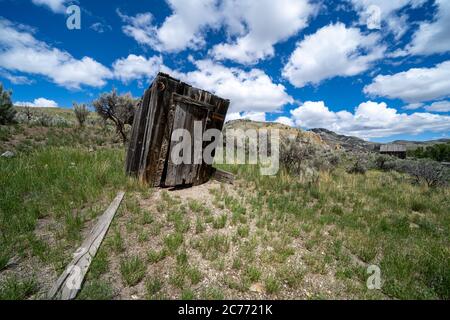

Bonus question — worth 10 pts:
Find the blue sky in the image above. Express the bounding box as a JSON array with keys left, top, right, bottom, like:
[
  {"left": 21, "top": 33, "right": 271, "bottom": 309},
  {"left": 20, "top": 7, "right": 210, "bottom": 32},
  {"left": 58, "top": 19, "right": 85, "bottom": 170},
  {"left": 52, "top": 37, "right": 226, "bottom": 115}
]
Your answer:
[{"left": 0, "top": 0, "right": 449, "bottom": 142}]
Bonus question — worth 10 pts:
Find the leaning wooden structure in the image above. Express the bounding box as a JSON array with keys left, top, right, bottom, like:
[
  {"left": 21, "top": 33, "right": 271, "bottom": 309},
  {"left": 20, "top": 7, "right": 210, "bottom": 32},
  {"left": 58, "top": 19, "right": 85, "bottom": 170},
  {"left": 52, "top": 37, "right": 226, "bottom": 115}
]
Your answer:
[{"left": 126, "top": 73, "right": 230, "bottom": 187}]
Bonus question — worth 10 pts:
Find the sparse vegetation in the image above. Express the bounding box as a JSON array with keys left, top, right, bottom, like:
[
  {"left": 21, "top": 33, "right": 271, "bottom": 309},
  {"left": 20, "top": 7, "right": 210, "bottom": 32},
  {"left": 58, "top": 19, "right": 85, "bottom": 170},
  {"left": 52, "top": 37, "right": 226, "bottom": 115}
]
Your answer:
[
  {"left": 393, "top": 159, "right": 449, "bottom": 187},
  {"left": 92, "top": 89, "right": 137, "bottom": 143},
  {"left": 77, "top": 280, "right": 114, "bottom": 300},
  {"left": 73, "top": 102, "right": 90, "bottom": 128},
  {"left": 164, "top": 232, "right": 184, "bottom": 254},
  {"left": 280, "top": 134, "right": 316, "bottom": 176},
  {"left": 120, "top": 256, "right": 146, "bottom": 286},
  {"left": 0, "top": 276, "right": 38, "bottom": 300},
  {"left": 347, "top": 158, "right": 367, "bottom": 174},
  {"left": 145, "top": 276, "right": 163, "bottom": 297},
  {"left": 409, "top": 142, "right": 450, "bottom": 162},
  {"left": 1, "top": 108, "right": 448, "bottom": 300}
]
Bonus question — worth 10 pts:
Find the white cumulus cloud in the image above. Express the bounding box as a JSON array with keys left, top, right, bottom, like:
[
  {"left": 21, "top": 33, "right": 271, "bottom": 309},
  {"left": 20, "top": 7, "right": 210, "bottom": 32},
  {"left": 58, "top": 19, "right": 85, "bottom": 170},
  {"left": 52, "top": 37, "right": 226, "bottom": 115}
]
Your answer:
[
  {"left": 287, "top": 100, "right": 450, "bottom": 139},
  {"left": 211, "top": 0, "right": 316, "bottom": 64},
  {"left": 226, "top": 111, "right": 266, "bottom": 123},
  {"left": 349, "top": 0, "right": 426, "bottom": 39},
  {"left": 364, "top": 60, "right": 450, "bottom": 103},
  {"left": 164, "top": 59, "right": 293, "bottom": 113},
  {"left": 405, "top": 0, "right": 450, "bottom": 56},
  {"left": 274, "top": 116, "right": 294, "bottom": 127},
  {"left": 424, "top": 101, "right": 450, "bottom": 113},
  {"left": 118, "top": 0, "right": 316, "bottom": 64},
  {"left": 31, "top": 0, "right": 68, "bottom": 13},
  {"left": 117, "top": 0, "right": 221, "bottom": 52},
  {"left": 16, "top": 97, "right": 59, "bottom": 108},
  {"left": 0, "top": 18, "right": 113, "bottom": 89},
  {"left": 112, "top": 54, "right": 162, "bottom": 83},
  {"left": 282, "top": 23, "right": 385, "bottom": 88}
]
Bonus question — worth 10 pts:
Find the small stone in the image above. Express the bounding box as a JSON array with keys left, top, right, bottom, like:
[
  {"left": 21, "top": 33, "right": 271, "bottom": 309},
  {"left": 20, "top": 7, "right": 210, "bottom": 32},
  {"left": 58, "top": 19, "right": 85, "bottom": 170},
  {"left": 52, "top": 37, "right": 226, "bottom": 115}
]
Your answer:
[
  {"left": 250, "top": 283, "right": 265, "bottom": 294},
  {"left": 409, "top": 223, "right": 420, "bottom": 229},
  {"left": 1, "top": 151, "right": 15, "bottom": 158}
]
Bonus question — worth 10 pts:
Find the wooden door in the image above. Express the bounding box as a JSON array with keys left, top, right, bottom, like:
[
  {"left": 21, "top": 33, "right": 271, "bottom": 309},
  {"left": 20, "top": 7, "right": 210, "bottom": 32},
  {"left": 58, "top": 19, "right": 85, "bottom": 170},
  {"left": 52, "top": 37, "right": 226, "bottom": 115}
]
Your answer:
[{"left": 164, "top": 94, "right": 209, "bottom": 186}]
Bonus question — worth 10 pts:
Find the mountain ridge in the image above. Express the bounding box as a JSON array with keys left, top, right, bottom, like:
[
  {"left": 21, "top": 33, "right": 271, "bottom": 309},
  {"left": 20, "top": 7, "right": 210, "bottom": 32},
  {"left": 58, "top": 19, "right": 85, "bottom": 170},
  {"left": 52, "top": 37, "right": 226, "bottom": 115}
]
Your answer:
[{"left": 224, "top": 120, "right": 448, "bottom": 152}]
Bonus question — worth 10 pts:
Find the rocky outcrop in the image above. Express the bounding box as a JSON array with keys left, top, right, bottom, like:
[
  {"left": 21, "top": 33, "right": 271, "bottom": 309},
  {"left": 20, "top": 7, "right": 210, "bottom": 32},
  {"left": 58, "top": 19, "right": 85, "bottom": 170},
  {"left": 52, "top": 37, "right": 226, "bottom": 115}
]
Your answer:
[{"left": 309, "top": 128, "right": 380, "bottom": 152}]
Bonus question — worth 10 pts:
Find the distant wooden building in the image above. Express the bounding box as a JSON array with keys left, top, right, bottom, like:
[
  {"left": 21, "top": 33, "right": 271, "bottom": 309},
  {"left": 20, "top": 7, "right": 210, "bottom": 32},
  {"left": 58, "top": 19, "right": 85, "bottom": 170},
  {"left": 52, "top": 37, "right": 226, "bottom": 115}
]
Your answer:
[
  {"left": 125, "top": 73, "right": 230, "bottom": 187},
  {"left": 380, "top": 144, "right": 407, "bottom": 159}
]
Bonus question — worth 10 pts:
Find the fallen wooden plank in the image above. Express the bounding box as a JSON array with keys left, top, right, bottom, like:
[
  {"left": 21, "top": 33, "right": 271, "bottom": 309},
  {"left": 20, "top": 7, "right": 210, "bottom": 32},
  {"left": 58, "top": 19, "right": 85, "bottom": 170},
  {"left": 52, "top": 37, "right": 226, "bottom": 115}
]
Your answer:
[
  {"left": 213, "top": 169, "right": 235, "bottom": 185},
  {"left": 47, "top": 191, "right": 125, "bottom": 300},
  {"left": 0, "top": 256, "right": 20, "bottom": 272}
]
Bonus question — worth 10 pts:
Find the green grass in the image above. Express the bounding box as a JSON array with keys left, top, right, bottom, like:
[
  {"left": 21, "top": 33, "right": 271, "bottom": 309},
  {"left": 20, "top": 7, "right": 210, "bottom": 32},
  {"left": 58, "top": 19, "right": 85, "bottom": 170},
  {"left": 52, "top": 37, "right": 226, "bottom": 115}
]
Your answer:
[
  {"left": 2, "top": 116, "right": 449, "bottom": 300},
  {"left": 0, "top": 276, "right": 38, "bottom": 300},
  {"left": 244, "top": 265, "right": 261, "bottom": 282},
  {"left": 181, "top": 288, "right": 195, "bottom": 300},
  {"left": 147, "top": 248, "right": 167, "bottom": 264},
  {"left": 89, "top": 249, "right": 109, "bottom": 279},
  {"left": 77, "top": 280, "right": 114, "bottom": 300},
  {"left": 212, "top": 214, "right": 227, "bottom": 229},
  {"left": 237, "top": 225, "right": 250, "bottom": 238},
  {"left": 200, "top": 286, "right": 224, "bottom": 300},
  {"left": 187, "top": 266, "right": 203, "bottom": 285},
  {"left": 120, "top": 256, "right": 146, "bottom": 286},
  {"left": 0, "top": 125, "right": 13, "bottom": 142},
  {"left": 145, "top": 276, "right": 163, "bottom": 297},
  {"left": 265, "top": 276, "right": 281, "bottom": 294},
  {"left": 220, "top": 164, "right": 450, "bottom": 299},
  {"left": 188, "top": 200, "right": 203, "bottom": 213},
  {"left": 0, "top": 146, "right": 135, "bottom": 272},
  {"left": 164, "top": 232, "right": 184, "bottom": 254},
  {"left": 192, "top": 234, "right": 230, "bottom": 261},
  {"left": 108, "top": 228, "right": 125, "bottom": 253}
]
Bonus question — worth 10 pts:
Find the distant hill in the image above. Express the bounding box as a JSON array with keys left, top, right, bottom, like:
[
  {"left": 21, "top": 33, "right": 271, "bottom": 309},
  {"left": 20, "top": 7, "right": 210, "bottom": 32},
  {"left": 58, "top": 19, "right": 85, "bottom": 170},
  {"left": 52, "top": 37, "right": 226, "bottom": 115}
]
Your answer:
[
  {"left": 224, "top": 120, "right": 328, "bottom": 150},
  {"left": 309, "top": 128, "right": 449, "bottom": 152},
  {"left": 224, "top": 120, "right": 450, "bottom": 153},
  {"left": 390, "top": 139, "right": 450, "bottom": 150},
  {"left": 309, "top": 128, "right": 380, "bottom": 152}
]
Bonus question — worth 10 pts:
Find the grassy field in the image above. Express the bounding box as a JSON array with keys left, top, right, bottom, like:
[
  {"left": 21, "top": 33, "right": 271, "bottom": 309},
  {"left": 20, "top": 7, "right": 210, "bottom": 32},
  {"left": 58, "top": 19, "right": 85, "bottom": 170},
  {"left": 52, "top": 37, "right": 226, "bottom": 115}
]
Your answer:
[{"left": 0, "top": 109, "right": 449, "bottom": 300}]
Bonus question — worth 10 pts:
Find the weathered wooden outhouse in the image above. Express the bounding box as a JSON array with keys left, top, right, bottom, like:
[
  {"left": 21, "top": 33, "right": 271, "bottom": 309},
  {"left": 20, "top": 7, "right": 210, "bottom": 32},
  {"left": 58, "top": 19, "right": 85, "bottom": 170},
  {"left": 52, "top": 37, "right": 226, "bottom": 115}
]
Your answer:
[{"left": 126, "top": 73, "right": 230, "bottom": 187}]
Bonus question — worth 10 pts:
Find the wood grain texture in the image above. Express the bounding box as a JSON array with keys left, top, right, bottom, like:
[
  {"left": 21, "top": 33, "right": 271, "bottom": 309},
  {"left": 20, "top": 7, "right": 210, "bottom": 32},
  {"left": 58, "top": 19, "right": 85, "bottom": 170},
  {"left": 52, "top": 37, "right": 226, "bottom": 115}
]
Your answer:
[
  {"left": 213, "top": 169, "right": 235, "bottom": 185},
  {"left": 125, "top": 72, "right": 230, "bottom": 187},
  {"left": 47, "top": 191, "right": 125, "bottom": 300}
]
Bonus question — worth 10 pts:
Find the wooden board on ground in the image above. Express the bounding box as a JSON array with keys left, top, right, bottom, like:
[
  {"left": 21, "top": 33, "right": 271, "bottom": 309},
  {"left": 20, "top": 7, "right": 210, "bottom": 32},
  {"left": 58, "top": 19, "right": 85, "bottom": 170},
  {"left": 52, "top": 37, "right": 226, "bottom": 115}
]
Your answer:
[
  {"left": 213, "top": 169, "right": 235, "bottom": 185},
  {"left": 47, "top": 191, "right": 125, "bottom": 300}
]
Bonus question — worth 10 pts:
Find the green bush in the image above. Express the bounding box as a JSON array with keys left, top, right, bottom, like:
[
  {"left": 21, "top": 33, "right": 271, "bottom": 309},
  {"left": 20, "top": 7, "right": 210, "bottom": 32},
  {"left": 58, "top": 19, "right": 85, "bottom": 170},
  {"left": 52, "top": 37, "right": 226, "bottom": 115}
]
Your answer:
[
  {"left": 93, "top": 89, "right": 138, "bottom": 143},
  {"left": 347, "top": 159, "right": 367, "bottom": 174},
  {"left": 0, "top": 83, "right": 16, "bottom": 125},
  {"left": 409, "top": 143, "right": 450, "bottom": 162},
  {"left": 280, "top": 135, "right": 316, "bottom": 175},
  {"left": 394, "top": 159, "right": 449, "bottom": 187},
  {"left": 73, "top": 103, "right": 90, "bottom": 127},
  {"left": 375, "top": 155, "right": 391, "bottom": 170}
]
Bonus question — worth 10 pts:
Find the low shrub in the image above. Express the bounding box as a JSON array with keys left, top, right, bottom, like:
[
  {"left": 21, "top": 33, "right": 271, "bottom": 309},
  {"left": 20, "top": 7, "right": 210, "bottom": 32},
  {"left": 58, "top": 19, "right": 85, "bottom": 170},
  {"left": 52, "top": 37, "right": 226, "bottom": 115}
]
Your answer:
[
  {"left": 73, "top": 103, "right": 90, "bottom": 128},
  {"left": 394, "top": 159, "right": 449, "bottom": 188},
  {"left": 280, "top": 136, "right": 316, "bottom": 176},
  {"left": 0, "top": 84, "right": 16, "bottom": 125},
  {"left": 347, "top": 158, "right": 367, "bottom": 174}
]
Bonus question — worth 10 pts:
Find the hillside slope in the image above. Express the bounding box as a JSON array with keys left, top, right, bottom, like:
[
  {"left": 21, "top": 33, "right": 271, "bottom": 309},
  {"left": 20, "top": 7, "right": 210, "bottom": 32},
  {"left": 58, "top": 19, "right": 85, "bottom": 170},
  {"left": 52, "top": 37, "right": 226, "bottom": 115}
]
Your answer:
[
  {"left": 309, "top": 128, "right": 380, "bottom": 152},
  {"left": 224, "top": 120, "right": 328, "bottom": 150}
]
